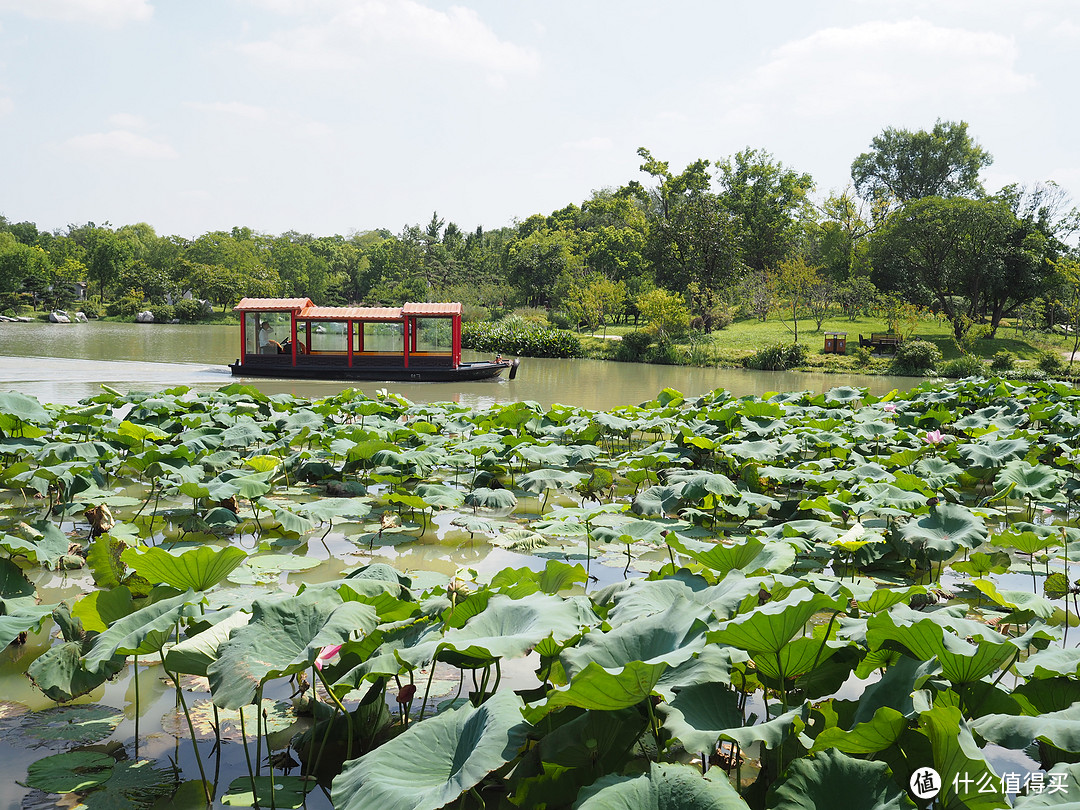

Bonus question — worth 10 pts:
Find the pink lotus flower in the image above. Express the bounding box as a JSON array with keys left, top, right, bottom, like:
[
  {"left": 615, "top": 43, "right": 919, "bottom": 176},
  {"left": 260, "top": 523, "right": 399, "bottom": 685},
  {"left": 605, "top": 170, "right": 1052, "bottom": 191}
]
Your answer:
[
  {"left": 925, "top": 430, "right": 944, "bottom": 444},
  {"left": 883, "top": 403, "right": 896, "bottom": 413},
  {"left": 315, "top": 644, "right": 342, "bottom": 671}
]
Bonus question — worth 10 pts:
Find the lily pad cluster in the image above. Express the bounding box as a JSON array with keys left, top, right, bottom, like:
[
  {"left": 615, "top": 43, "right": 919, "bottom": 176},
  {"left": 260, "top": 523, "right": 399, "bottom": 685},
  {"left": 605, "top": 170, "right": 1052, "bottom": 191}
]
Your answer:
[{"left": 3, "top": 379, "right": 1080, "bottom": 807}]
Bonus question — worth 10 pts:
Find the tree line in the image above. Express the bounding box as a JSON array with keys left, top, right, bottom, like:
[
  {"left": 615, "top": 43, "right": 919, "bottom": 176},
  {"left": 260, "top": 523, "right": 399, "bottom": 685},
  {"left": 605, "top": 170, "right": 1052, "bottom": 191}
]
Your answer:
[{"left": 1, "top": 119, "right": 1077, "bottom": 340}]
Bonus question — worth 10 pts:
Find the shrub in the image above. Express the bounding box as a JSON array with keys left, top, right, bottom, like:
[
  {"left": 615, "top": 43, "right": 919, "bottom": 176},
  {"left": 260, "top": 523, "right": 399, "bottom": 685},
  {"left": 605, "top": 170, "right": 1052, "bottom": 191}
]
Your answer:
[
  {"left": 106, "top": 294, "right": 144, "bottom": 318},
  {"left": 151, "top": 304, "right": 175, "bottom": 324},
  {"left": 548, "top": 310, "right": 574, "bottom": 330},
  {"left": 462, "top": 320, "right": 583, "bottom": 358},
  {"left": 616, "top": 330, "right": 653, "bottom": 362},
  {"left": 940, "top": 355, "right": 989, "bottom": 378},
  {"left": 990, "top": 350, "right": 1017, "bottom": 371},
  {"left": 890, "top": 340, "right": 941, "bottom": 375},
  {"left": 80, "top": 299, "right": 100, "bottom": 318},
  {"left": 1038, "top": 349, "right": 1066, "bottom": 376},
  {"left": 647, "top": 338, "right": 683, "bottom": 365},
  {"left": 743, "top": 342, "right": 808, "bottom": 371},
  {"left": 852, "top": 346, "right": 873, "bottom": 367},
  {"left": 174, "top": 298, "right": 206, "bottom": 323},
  {"left": 461, "top": 304, "right": 489, "bottom": 323}
]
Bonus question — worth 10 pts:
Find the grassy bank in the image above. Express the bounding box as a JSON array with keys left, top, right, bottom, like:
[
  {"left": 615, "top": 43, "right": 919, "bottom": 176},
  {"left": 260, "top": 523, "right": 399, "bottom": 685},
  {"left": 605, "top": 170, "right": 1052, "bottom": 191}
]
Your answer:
[{"left": 576, "top": 314, "right": 1075, "bottom": 376}]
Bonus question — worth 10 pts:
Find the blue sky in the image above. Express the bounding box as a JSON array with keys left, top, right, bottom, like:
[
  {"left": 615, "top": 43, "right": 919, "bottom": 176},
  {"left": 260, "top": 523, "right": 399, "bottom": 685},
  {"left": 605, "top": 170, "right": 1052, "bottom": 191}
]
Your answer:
[{"left": 0, "top": 0, "right": 1076, "bottom": 238}]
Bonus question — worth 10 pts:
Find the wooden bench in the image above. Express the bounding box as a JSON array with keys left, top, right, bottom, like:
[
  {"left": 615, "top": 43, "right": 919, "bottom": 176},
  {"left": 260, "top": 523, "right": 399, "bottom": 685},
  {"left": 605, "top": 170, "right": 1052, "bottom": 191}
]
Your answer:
[{"left": 859, "top": 333, "right": 903, "bottom": 353}]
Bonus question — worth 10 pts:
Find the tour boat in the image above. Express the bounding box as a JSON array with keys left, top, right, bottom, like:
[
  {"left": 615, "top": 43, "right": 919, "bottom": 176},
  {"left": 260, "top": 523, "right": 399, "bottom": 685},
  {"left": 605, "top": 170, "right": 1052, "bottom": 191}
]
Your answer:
[{"left": 228, "top": 298, "right": 517, "bottom": 382}]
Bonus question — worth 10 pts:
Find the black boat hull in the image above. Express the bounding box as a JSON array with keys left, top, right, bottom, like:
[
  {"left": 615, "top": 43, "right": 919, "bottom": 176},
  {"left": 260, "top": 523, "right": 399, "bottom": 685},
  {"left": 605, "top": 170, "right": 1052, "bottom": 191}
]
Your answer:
[{"left": 228, "top": 359, "right": 514, "bottom": 382}]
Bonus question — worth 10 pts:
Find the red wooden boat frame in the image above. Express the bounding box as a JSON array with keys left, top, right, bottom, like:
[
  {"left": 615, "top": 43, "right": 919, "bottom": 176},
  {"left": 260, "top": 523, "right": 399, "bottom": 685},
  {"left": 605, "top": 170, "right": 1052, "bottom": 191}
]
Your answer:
[{"left": 228, "top": 298, "right": 516, "bottom": 382}]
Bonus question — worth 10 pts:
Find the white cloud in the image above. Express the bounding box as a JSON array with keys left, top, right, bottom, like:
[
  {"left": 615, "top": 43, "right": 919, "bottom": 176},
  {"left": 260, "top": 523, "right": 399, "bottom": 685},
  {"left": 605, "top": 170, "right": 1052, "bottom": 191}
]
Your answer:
[
  {"left": 63, "top": 130, "right": 177, "bottom": 160},
  {"left": 0, "top": 97, "right": 12, "bottom": 116},
  {"left": 717, "top": 19, "right": 1035, "bottom": 122},
  {"left": 0, "top": 0, "right": 153, "bottom": 27},
  {"left": 238, "top": 0, "right": 538, "bottom": 76},
  {"left": 186, "top": 101, "right": 270, "bottom": 121}
]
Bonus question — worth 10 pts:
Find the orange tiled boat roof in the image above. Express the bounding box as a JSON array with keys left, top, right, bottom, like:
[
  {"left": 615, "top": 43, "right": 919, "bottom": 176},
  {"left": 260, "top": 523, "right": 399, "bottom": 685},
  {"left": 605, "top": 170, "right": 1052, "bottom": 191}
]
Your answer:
[{"left": 234, "top": 299, "right": 462, "bottom": 319}]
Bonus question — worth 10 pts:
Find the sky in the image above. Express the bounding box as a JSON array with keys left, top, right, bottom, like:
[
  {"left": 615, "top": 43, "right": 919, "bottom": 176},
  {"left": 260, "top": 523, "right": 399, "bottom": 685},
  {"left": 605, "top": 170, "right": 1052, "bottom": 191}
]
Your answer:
[{"left": 0, "top": 0, "right": 1077, "bottom": 240}]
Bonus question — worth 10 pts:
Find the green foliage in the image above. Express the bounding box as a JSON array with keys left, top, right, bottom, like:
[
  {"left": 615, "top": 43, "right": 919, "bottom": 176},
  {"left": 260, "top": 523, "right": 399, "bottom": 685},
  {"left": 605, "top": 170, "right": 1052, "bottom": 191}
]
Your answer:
[
  {"left": 743, "top": 341, "right": 807, "bottom": 370},
  {"left": 615, "top": 329, "right": 653, "bottom": 362},
  {"left": 991, "top": 350, "right": 1017, "bottom": 371},
  {"left": 173, "top": 298, "right": 205, "bottom": 323},
  {"left": 1039, "top": 349, "right": 1066, "bottom": 376},
  {"left": 637, "top": 288, "right": 690, "bottom": 341},
  {"left": 461, "top": 320, "right": 583, "bottom": 358},
  {"left": 940, "top": 355, "right": 989, "bottom": 378},
  {"left": 890, "top": 339, "right": 941, "bottom": 375},
  {"left": 150, "top": 303, "right": 174, "bottom": 323}
]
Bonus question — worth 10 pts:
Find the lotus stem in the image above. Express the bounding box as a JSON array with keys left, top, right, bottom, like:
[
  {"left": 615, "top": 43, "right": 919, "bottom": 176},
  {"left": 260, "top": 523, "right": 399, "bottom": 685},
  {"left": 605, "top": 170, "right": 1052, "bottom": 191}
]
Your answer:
[
  {"left": 238, "top": 698, "right": 258, "bottom": 796},
  {"left": 161, "top": 651, "right": 211, "bottom": 805},
  {"left": 315, "top": 665, "right": 354, "bottom": 761},
  {"left": 133, "top": 654, "right": 140, "bottom": 759},
  {"left": 417, "top": 663, "right": 438, "bottom": 725}
]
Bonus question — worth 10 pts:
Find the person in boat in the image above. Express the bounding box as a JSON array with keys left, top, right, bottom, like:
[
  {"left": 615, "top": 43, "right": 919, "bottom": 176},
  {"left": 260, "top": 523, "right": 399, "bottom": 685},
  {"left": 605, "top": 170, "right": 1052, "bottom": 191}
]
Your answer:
[{"left": 259, "top": 322, "right": 282, "bottom": 354}]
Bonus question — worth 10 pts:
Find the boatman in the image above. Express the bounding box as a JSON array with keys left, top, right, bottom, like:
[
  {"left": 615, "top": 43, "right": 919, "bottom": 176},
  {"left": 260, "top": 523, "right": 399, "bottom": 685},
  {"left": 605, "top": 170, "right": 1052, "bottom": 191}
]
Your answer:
[{"left": 259, "top": 322, "right": 281, "bottom": 354}]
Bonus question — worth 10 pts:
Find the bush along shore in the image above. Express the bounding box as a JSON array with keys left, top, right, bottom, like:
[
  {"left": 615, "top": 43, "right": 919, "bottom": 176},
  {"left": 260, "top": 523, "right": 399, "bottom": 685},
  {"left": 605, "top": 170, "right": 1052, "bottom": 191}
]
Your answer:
[{"left": 3, "top": 377, "right": 1080, "bottom": 807}]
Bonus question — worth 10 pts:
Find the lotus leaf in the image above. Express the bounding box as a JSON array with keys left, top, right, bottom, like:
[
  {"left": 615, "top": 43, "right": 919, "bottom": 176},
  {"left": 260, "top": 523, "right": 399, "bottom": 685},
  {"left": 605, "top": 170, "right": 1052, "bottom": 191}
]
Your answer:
[
  {"left": 896, "top": 502, "right": 987, "bottom": 562},
  {"left": 208, "top": 589, "right": 377, "bottom": 708},
  {"left": 708, "top": 590, "right": 845, "bottom": 656},
  {"left": 221, "top": 775, "right": 314, "bottom": 808},
  {"left": 544, "top": 660, "right": 667, "bottom": 712},
  {"left": 573, "top": 762, "right": 747, "bottom": 810},
  {"left": 330, "top": 691, "right": 530, "bottom": 810},
  {"left": 26, "top": 750, "right": 114, "bottom": 794},
  {"left": 920, "top": 705, "right": 1006, "bottom": 810},
  {"left": 121, "top": 545, "right": 247, "bottom": 591},
  {"left": 765, "top": 748, "right": 915, "bottom": 810},
  {"left": 438, "top": 593, "right": 587, "bottom": 664},
  {"left": 83, "top": 589, "right": 200, "bottom": 672}
]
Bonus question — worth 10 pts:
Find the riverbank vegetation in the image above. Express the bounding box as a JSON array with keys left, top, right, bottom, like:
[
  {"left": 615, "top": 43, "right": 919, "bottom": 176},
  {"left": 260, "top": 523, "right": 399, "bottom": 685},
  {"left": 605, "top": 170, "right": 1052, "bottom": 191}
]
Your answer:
[
  {"left": 3, "top": 377, "right": 1080, "bottom": 807},
  {"left": 1, "top": 119, "right": 1078, "bottom": 376}
]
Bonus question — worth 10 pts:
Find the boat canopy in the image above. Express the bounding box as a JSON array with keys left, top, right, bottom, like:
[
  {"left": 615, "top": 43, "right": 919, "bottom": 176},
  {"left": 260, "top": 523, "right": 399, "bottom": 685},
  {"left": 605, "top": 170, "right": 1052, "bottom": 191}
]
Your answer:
[{"left": 233, "top": 299, "right": 462, "bottom": 320}]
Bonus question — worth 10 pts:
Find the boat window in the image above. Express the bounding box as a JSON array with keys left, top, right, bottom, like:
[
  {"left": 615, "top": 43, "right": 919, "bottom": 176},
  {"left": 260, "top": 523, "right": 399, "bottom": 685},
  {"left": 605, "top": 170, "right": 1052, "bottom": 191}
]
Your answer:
[
  {"left": 414, "top": 318, "right": 452, "bottom": 354},
  {"left": 359, "top": 322, "right": 404, "bottom": 353},
  {"left": 246, "top": 312, "right": 291, "bottom": 354},
  {"left": 306, "top": 320, "right": 347, "bottom": 353}
]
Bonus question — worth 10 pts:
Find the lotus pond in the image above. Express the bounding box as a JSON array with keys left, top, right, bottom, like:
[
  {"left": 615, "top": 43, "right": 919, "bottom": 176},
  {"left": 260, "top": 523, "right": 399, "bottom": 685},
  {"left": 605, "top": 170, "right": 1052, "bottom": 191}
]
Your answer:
[{"left": 4, "top": 378, "right": 1080, "bottom": 809}]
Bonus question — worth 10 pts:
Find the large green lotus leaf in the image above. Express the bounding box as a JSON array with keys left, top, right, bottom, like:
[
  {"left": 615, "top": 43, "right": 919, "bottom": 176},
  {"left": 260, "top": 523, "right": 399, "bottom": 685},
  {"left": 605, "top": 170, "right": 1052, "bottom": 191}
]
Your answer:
[
  {"left": 0, "top": 556, "right": 35, "bottom": 601},
  {"left": 489, "top": 560, "right": 587, "bottom": 596},
  {"left": 896, "top": 502, "right": 987, "bottom": 562},
  {"left": 656, "top": 681, "right": 741, "bottom": 753},
  {"left": 708, "top": 590, "right": 846, "bottom": 656},
  {"left": 83, "top": 589, "right": 200, "bottom": 672},
  {"left": 669, "top": 535, "right": 796, "bottom": 576},
  {"left": 856, "top": 585, "right": 927, "bottom": 615},
  {"left": 666, "top": 470, "right": 740, "bottom": 502},
  {"left": 545, "top": 660, "right": 667, "bottom": 712},
  {"left": 1012, "top": 763, "right": 1080, "bottom": 808},
  {"left": 656, "top": 645, "right": 751, "bottom": 698},
  {"left": 120, "top": 545, "right": 247, "bottom": 591},
  {"left": 70, "top": 585, "right": 135, "bottom": 633},
  {"left": 464, "top": 487, "right": 518, "bottom": 510},
  {"left": 227, "top": 553, "right": 320, "bottom": 585},
  {"left": 221, "top": 775, "right": 314, "bottom": 808},
  {"left": 995, "top": 459, "right": 1063, "bottom": 499},
  {"left": 970, "top": 579, "right": 1056, "bottom": 620},
  {"left": 1017, "top": 647, "right": 1080, "bottom": 679},
  {"left": 520, "top": 468, "right": 589, "bottom": 494},
  {"left": 331, "top": 691, "right": 529, "bottom": 810},
  {"left": 859, "top": 483, "right": 928, "bottom": 512},
  {"left": 11, "top": 521, "right": 72, "bottom": 569},
  {"left": 726, "top": 439, "right": 784, "bottom": 463},
  {"left": 0, "top": 391, "right": 51, "bottom": 424},
  {"left": 810, "top": 705, "right": 907, "bottom": 754},
  {"left": 21, "top": 703, "right": 123, "bottom": 744},
  {"left": 438, "top": 593, "right": 586, "bottom": 663},
  {"left": 973, "top": 708, "right": 1080, "bottom": 752},
  {"left": 765, "top": 748, "right": 915, "bottom": 810},
  {"left": 26, "top": 750, "right": 114, "bottom": 793},
  {"left": 913, "top": 456, "right": 963, "bottom": 488},
  {"left": 561, "top": 600, "right": 710, "bottom": 678},
  {"left": 414, "top": 484, "right": 465, "bottom": 510},
  {"left": 73, "top": 758, "right": 177, "bottom": 809},
  {"left": 958, "top": 438, "right": 1029, "bottom": 468},
  {"left": 294, "top": 496, "right": 373, "bottom": 523},
  {"left": 0, "top": 602, "right": 53, "bottom": 648},
  {"left": 921, "top": 705, "right": 1007, "bottom": 810},
  {"left": 602, "top": 573, "right": 758, "bottom": 626},
  {"left": 163, "top": 609, "right": 251, "bottom": 677},
  {"left": 630, "top": 484, "right": 685, "bottom": 517},
  {"left": 865, "top": 611, "right": 1015, "bottom": 685},
  {"left": 27, "top": 639, "right": 125, "bottom": 702},
  {"left": 752, "top": 636, "right": 846, "bottom": 681},
  {"left": 208, "top": 590, "right": 377, "bottom": 708},
  {"left": 573, "top": 762, "right": 747, "bottom": 810}
]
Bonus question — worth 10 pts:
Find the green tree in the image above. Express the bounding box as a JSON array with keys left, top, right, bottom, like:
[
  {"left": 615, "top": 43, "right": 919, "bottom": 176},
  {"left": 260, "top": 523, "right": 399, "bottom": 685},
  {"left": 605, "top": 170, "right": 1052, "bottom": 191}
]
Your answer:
[
  {"left": 637, "top": 288, "right": 690, "bottom": 342},
  {"left": 774, "top": 256, "right": 824, "bottom": 342},
  {"left": 506, "top": 228, "right": 583, "bottom": 307},
  {"left": 715, "top": 147, "right": 814, "bottom": 272},
  {"left": 869, "top": 196, "right": 1052, "bottom": 339},
  {"left": 851, "top": 119, "right": 992, "bottom": 208},
  {"left": 87, "top": 229, "right": 132, "bottom": 302}
]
